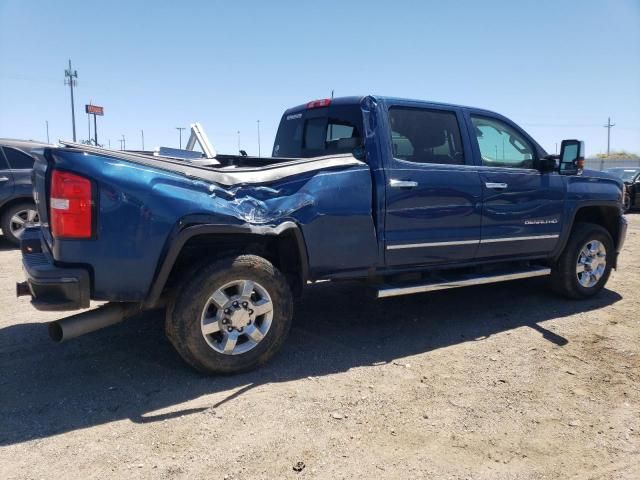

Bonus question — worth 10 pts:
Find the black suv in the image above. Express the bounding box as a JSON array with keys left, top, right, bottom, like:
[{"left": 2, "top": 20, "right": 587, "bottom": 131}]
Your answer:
[
  {"left": 604, "top": 167, "right": 640, "bottom": 212},
  {"left": 0, "top": 139, "right": 49, "bottom": 245}
]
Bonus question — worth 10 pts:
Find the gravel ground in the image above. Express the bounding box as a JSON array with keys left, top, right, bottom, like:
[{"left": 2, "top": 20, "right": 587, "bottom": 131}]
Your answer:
[{"left": 1, "top": 216, "right": 639, "bottom": 480}]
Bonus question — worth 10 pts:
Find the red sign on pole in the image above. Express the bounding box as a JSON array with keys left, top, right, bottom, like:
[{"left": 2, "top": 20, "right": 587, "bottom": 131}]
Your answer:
[{"left": 85, "top": 104, "right": 104, "bottom": 116}]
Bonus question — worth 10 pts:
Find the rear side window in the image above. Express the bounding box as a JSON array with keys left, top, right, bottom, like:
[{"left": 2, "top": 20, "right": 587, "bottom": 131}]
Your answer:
[
  {"left": 273, "top": 104, "right": 363, "bottom": 158},
  {"left": 387, "top": 107, "right": 465, "bottom": 165},
  {"left": 3, "top": 147, "right": 34, "bottom": 169}
]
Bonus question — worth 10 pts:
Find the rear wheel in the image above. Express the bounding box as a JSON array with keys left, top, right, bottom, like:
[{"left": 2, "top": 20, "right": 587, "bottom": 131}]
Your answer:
[
  {"left": 551, "top": 222, "right": 613, "bottom": 299},
  {"left": 1, "top": 201, "right": 39, "bottom": 246},
  {"left": 165, "top": 255, "right": 293, "bottom": 374}
]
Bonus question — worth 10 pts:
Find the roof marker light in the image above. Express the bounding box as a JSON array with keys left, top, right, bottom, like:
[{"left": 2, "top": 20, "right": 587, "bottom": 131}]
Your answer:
[{"left": 306, "top": 98, "right": 332, "bottom": 109}]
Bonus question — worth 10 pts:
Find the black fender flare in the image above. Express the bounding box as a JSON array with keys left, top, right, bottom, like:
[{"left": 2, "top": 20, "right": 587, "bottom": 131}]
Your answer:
[
  {"left": 143, "top": 219, "right": 310, "bottom": 308},
  {"left": 551, "top": 200, "right": 623, "bottom": 266}
]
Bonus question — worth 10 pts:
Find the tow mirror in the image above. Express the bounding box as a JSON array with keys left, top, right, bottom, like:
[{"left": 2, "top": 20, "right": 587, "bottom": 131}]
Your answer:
[{"left": 559, "top": 139, "right": 585, "bottom": 175}]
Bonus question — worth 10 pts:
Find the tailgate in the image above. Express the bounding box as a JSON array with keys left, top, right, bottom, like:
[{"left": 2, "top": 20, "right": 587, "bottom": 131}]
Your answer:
[{"left": 30, "top": 148, "right": 53, "bottom": 250}]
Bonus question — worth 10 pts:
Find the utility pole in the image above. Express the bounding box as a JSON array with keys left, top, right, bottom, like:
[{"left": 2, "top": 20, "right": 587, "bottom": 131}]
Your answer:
[
  {"left": 64, "top": 60, "right": 78, "bottom": 141},
  {"left": 237, "top": 130, "right": 241, "bottom": 152},
  {"left": 121, "top": 134, "right": 126, "bottom": 151},
  {"left": 257, "top": 120, "right": 261, "bottom": 157},
  {"left": 108, "top": 139, "right": 111, "bottom": 149},
  {"left": 141, "top": 130, "right": 145, "bottom": 150},
  {"left": 176, "top": 127, "right": 185, "bottom": 149},
  {"left": 93, "top": 113, "right": 98, "bottom": 145},
  {"left": 87, "top": 109, "right": 91, "bottom": 143},
  {"left": 603, "top": 117, "right": 615, "bottom": 156},
  {"left": 45, "top": 120, "right": 50, "bottom": 143}
]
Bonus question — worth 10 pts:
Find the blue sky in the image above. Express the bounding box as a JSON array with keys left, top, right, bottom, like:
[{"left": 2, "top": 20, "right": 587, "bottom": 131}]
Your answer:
[{"left": 1, "top": 0, "right": 638, "bottom": 156}]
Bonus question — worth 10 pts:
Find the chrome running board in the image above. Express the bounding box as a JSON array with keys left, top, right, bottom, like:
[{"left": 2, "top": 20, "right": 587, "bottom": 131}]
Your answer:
[{"left": 377, "top": 266, "right": 551, "bottom": 298}]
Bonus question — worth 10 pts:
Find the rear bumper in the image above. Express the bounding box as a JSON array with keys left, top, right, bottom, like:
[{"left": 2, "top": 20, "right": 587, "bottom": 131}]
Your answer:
[{"left": 19, "top": 228, "right": 90, "bottom": 311}]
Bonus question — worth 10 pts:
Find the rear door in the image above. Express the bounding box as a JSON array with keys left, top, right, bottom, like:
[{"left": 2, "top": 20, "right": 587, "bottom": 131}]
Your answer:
[
  {"left": 0, "top": 148, "right": 15, "bottom": 206},
  {"left": 383, "top": 105, "right": 483, "bottom": 267},
  {"left": 466, "top": 112, "right": 565, "bottom": 259},
  {"left": 2, "top": 146, "right": 35, "bottom": 196}
]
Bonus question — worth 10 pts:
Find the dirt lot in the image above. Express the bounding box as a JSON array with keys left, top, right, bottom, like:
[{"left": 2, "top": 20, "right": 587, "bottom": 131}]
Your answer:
[{"left": 1, "top": 217, "right": 639, "bottom": 480}]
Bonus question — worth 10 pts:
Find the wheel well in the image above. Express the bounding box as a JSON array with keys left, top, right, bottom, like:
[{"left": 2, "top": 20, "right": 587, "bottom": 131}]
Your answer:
[
  {"left": 162, "top": 230, "right": 306, "bottom": 298},
  {"left": 572, "top": 205, "right": 621, "bottom": 246},
  {"left": 0, "top": 197, "right": 35, "bottom": 218}
]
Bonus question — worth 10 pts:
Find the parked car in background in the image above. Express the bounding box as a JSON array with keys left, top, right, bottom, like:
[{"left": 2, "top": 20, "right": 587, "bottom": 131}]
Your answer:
[
  {"left": 604, "top": 167, "right": 640, "bottom": 212},
  {"left": 0, "top": 139, "right": 47, "bottom": 245}
]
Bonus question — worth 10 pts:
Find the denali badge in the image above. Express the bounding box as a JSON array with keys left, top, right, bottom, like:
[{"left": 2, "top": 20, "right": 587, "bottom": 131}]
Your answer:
[{"left": 525, "top": 219, "right": 559, "bottom": 225}]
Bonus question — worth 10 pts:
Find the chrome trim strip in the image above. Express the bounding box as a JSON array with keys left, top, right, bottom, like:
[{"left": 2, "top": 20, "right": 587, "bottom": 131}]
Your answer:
[
  {"left": 377, "top": 267, "right": 551, "bottom": 298},
  {"left": 387, "top": 239, "right": 479, "bottom": 250},
  {"left": 386, "top": 234, "right": 559, "bottom": 250},
  {"left": 480, "top": 234, "right": 559, "bottom": 243}
]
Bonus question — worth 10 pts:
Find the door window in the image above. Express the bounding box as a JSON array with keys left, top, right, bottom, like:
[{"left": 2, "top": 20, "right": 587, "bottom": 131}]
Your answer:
[
  {"left": 387, "top": 108, "right": 465, "bottom": 165},
  {"left": 470, "top": 116, "right": 535, "bottom": 169},
  {"left": 3, "top": 147, "right": 34, "bottom": 169}
]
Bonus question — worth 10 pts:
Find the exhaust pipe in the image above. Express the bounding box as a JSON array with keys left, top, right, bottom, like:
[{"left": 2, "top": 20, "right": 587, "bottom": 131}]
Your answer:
[{"left": 48, "top": 303, "right": 139, "bottom": 342}]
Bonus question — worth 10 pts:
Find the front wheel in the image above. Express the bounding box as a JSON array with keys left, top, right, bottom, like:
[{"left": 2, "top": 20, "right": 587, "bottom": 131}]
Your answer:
[
  {"left": 165, "top": 255, "right": 293, "bottom": 374},
  {"left": 550, "top": 222, "right": 614, "bottom": 299}
]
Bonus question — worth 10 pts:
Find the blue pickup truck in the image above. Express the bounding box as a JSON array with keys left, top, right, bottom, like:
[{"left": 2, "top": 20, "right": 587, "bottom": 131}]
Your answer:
[{"left": 18, "top": 96, "right": 627, "bottom": 374}]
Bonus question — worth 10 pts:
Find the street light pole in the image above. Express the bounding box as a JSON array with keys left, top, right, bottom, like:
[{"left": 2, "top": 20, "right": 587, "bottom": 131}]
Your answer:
[
  {"left": 176, "top": 127, "right": 186, "bottom": 149},
  {"left": 257, "top": 120, "right": 261, "bottom": 157}
]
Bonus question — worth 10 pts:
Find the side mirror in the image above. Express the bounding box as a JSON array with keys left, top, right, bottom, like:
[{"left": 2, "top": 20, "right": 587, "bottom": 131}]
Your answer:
[{"left": 559, "top": 139, "right": 585, "bottom": 175}]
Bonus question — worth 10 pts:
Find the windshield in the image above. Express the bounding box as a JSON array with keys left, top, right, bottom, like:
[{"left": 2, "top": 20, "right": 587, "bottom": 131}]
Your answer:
[{"left": 606, "top": 168, "right": 640, "bottom": 182}]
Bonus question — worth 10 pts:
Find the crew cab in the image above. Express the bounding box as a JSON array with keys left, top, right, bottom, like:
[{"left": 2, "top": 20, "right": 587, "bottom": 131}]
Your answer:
[{"left": 18, "top": 96, "right": 627, "bottom": 374}]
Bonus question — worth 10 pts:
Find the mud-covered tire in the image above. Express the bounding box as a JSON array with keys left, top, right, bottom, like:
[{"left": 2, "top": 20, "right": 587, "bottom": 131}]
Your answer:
[
  {"left": 165, "top": 255, "right": 293, "bottom": 374},
  {"left": 550, "top": 222, "right": 613, "bottom": 299}
]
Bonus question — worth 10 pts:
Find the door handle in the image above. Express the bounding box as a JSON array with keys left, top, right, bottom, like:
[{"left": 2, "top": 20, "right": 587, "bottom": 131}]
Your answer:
[
  {"left": 0, "top": 176, "right": 9, "bottom": 182},
  {"left": 389, "top": 179, "right": 418, "bottom": 188},
  {"left": 485, "top": 182, "right": 508, "bottom": 189}
]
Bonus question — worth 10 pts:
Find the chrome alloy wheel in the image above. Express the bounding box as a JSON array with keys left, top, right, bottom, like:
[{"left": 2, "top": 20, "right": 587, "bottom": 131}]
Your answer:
[
  {"left": 576, "top": 239, "right": 607, "bottom": 288},
  {"left": 200, "top": 279, "right": 273, "bottom": 355},
  {"left": 10, "top": 208, "right": 39, "bottom": 238}
]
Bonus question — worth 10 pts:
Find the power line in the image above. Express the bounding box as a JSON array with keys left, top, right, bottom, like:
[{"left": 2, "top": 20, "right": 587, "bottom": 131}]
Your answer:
[{"left": 603, "top": 117, "right": 615, "bottom": 156}]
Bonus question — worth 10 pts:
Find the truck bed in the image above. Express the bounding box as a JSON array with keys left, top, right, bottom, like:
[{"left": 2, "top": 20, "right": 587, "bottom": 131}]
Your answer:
[{"left": 54, "top": 141, "right": 362, "bottom": 187}]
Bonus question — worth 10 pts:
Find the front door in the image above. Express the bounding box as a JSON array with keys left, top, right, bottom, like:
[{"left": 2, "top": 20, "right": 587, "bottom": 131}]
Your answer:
[
  {"left": 384, "top": 106, "right": 483, "bottom": 267},
  {"left": 467, "top": 114, "right": 565, "bottom": 259}
]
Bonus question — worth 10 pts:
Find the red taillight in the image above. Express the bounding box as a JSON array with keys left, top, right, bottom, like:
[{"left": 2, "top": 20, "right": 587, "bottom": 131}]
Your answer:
[
  {"left": 306, "top": 98, "right": 331, "bottom": 109},
  {"left": 50, "top": 170, "right": 93, "bottom": 239}
]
